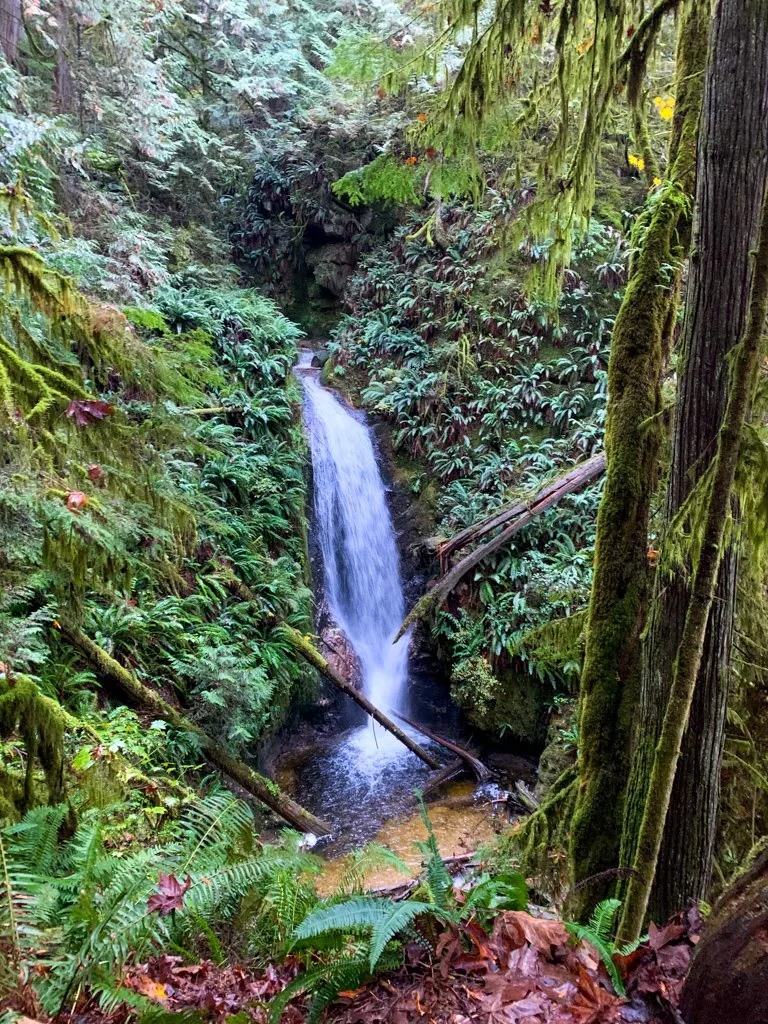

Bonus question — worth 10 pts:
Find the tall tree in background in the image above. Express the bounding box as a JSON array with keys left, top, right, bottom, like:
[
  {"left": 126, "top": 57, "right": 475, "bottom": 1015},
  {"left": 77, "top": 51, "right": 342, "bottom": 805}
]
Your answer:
[
  {"left": 621, "top": 0, "right": 768, "bottom": 924},
  {"left": 0, "top": 0, "right": 21, "bottom": 63}
]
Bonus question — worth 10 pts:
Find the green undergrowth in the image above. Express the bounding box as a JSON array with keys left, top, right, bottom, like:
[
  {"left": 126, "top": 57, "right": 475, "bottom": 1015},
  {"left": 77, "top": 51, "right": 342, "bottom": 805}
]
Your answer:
[
  {"left": 0, "top": 46, "right": 318, "bottom": 828},
  {"left": 1, "top": 788, "right": 529, "bottom": 1021}
]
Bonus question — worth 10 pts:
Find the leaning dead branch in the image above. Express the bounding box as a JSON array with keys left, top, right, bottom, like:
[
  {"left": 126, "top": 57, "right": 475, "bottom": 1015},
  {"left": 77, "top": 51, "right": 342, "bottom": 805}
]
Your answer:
[
  {"left": 395, "top": 453, "right": 606, "bottom": 639},
  {"left": 392, "top": 711, "right": 493, "bottom": 782},
  {"left": 279, "top": 624, "right": 442, "bottom": 770}
]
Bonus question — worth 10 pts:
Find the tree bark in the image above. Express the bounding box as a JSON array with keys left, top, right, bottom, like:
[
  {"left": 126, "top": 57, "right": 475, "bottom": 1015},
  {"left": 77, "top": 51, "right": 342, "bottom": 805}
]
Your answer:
[
  {"left": 0, "top": 0, "right": 21, "bottom": 64},
  {"left": 279, "top": 625, "right": 442, "bottom": 770},
  {"left": 622, "top": 0, "right": 768, "bottom": 925},
  {"left": 620, "top": 187, "right": 768, "bottom": 940},
  {"left": 60, "top": 623, "right": 331, "bottom": 836},
  {"left": 53, "top": 1, "right": 74, "bottom": 112},
  {"left": 568, "top": 0, "right": 709, "bottom": 917},
  {"left": 679, "top": 844, "right": 768, "bottom": 1024}
]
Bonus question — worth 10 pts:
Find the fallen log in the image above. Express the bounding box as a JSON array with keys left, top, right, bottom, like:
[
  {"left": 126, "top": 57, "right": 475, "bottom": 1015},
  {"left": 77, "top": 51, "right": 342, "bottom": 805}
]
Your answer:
[
  {"left": 391, "top": 711, "right": 493, "bottom": 782},
  {"left": 279, "top": 625, "right": 441, "bottom": 770},
  {"left": 60, "top": 623, "right": 331, "bottom": 836},
  {"left": 438, "top": 453, "right": 605, "bottom": 567},
  {"left": 422, "top": 758, "right": 466, "bottom": 796},
  {"left": 370, "top": 852, "right": 479, "bottom": 900},
  {"left": 395, "top": 453, "right": 606, "bottom": 639}
]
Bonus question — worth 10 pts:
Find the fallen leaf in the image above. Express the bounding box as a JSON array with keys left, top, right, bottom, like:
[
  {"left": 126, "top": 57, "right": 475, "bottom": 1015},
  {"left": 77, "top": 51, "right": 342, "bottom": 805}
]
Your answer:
[
  {"left": 493, "top": 911, "right": 569, "bottom": 956},
  {"left": 647, "top": 921, "right": 685, "bottom": 951},
  {"left": 66, "top": 491, "right": 87, "bottom": 511},
  {"left": 66, "top": 399, "right": 115, "bottom": 426},
  {"left": 133, "top": 976, "right": 168, "bottom": 1001},
  {"left": 147, "top": 873, "right": 192, "bottom": 916}
]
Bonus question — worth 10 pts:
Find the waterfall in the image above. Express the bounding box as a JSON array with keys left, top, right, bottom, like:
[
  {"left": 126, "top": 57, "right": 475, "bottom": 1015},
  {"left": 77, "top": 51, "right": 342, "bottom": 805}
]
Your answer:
[{"left": 301, "top": 370, "right": 411, "bottom": 761}]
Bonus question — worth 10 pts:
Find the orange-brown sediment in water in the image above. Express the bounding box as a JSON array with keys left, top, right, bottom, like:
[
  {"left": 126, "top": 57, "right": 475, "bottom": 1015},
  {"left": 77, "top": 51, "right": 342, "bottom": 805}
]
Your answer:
[{"left": 315, "top": 782, "right": 501, "bottom": 895}]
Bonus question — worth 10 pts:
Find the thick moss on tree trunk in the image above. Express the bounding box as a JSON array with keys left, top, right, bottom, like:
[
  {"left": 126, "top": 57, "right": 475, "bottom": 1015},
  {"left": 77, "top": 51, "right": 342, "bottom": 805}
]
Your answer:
[
  {"left": 568, "top": 0, "right": 708, "bottom": 915},
  {"left": 621, "top": 0, "right": 768, "bottom": 925},
  {"left": 621, "top": 187, "right": 768, "bottom": 939}
]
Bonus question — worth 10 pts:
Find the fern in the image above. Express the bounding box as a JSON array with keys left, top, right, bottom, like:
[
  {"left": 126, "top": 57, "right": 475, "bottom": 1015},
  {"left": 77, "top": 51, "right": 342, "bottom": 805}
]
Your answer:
[
  {"left": 337, "top": 842, "right": 410, "bottom": 894},
  {"left": 413, "top": 792, "right": 454, "bottom": 913},
  {"left": 293, "top": 896, "right": 441, "bottom": 971},
  {"left": 566, "top": 898, "right": 644, "bottom": 995},
  {"left": 267, "top": 952, "right": 372, "bottom": 1024}
]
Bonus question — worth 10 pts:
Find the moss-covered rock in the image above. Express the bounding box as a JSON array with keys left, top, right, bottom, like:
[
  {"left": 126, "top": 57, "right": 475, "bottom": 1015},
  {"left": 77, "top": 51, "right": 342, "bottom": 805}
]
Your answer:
[
  {"left": 450, "top": 656, "right": 548, "bottom": 745},
  {"left": 536, "top": 699, "right": 578, "bottom": 800}
]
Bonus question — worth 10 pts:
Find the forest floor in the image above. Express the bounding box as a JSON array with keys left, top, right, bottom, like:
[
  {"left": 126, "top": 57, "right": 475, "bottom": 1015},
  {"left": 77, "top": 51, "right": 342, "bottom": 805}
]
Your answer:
[{"left": 67, "top": 906, "right": 700, "bottom": 1024}]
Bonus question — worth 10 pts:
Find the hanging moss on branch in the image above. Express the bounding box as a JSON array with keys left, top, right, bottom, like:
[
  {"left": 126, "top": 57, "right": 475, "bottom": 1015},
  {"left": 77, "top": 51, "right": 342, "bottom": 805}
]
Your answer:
[
  {"left": 619, "top": 186, "right": 768, "bottom": 943},
  {"left": 59, "top": 622, "right": 331, "bottom": 836},
  {"left": 0, "top": 673, "right": 66, "bottom": 812}
]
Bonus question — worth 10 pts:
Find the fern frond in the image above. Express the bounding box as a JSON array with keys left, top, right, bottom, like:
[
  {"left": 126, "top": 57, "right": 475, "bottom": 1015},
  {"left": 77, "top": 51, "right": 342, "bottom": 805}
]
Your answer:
[
  {"left": 337, "top": 843, "right": 410, "bottom": 895},
  {"left": 267, "top": 954, "right": 371, "bottom": 1024},
  {"left": 4, "top": 805, "right": 67, "bottom": 876},
  {"left": 293, "top": 896, "right": 440, "bottom": 971}
]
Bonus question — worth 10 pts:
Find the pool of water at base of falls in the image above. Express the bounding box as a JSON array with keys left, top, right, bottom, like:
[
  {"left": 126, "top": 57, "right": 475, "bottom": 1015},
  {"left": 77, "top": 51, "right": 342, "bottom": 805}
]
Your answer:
[
  {"left": 295, "top": 353, "right": 465, "bottom": 852},
  {"left": 296, "top": 675, "right": 464, "bottom": 853}
]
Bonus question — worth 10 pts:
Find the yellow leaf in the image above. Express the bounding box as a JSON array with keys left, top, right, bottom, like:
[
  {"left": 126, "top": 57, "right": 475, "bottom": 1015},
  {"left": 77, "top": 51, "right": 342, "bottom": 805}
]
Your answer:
[{"left": 134, "top": 977, "right": 168, "bottom": 1001}]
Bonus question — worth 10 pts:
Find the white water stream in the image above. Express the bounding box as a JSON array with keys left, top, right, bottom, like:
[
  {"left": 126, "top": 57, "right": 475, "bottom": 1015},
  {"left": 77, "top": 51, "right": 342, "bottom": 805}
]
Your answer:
[{"left": 301, "top": 365, "right": 412, "bottom": 768}]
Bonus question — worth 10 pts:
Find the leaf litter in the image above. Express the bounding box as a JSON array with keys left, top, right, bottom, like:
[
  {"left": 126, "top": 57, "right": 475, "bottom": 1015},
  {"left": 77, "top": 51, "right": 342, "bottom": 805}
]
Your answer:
[{"left": 110, "top": 906, "right": 700, "bottom": 1024}]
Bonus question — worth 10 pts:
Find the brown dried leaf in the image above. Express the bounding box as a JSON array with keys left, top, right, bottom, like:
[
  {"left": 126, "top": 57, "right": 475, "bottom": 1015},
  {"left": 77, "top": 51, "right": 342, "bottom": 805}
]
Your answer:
[{"left": 493, "top": 911, "right": 569, "bottom": 957}]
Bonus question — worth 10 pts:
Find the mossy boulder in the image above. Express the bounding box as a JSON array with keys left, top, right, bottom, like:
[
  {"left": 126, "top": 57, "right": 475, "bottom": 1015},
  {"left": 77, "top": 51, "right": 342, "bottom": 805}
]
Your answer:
[
  {"left": 450, "top": 656, "right": 548, "bottom": 745},
  {"left": 535, "top": 699, "right": 578, "bottom": 800}
]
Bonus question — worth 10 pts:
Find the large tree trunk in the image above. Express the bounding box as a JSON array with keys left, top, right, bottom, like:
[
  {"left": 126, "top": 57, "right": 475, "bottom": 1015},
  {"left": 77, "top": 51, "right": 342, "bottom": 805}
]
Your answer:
[
  {"left": 679, "top": 844, "right": 768, "bottom": 1024},
  {"left": 53, "top": 1, "right": 74, "bottom": 112},
  {"left": 0, "top": 0, "right": 21, "bottom": 64},
  {"left": 622, "top": 0, "right": 768, "bottom": 924},
  {"left": 620, "top": 186, "right": 768, "bottom": 942},
  {"left": 567, "top": 0, "right": 708, "bottom": 916}
]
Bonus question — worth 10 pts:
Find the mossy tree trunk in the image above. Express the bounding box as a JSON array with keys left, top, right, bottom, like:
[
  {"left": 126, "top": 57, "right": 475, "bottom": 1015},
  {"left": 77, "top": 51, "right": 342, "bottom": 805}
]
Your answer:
[
  {"left": 621, "top": 0, "right": 768, "bottom": 925},
  {"left": 568, "top": 0, "right": 708, "bottom": 916},
  {"left": 620, "top": 184, "right": 768, "bottom": 943}
]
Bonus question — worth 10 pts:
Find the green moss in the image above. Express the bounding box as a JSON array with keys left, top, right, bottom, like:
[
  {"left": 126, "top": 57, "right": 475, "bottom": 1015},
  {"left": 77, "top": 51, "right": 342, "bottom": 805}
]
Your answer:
[
  {"left": 0, "top": 674, "right": 66, "bottom": 810},
  {"left": 483, "top": 766, "right": 578, "bottom": 901},
  {"left": 450, "top": 656, "right": 548, "bottom": 745},
  {"left": 536, "top": 700, "right": 578, "bottom": 799},
  {"left": 570, "top": 0, "right": 711, "bottom": 911}
]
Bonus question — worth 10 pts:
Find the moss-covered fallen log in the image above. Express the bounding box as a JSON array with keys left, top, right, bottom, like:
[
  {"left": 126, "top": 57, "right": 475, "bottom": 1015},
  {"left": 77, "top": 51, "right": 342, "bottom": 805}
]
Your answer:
[
  {"left": 436, "top": 454, "right": 605, "bottom": 567},
  {"left": 396, "top": 454, "right": 606, "bottom": 640},
  {"left": 279, "top": 625, "right": 441, "bottom": 770},
  {"left": 60, "top": 623, "right": 331, "bottom": 836}
]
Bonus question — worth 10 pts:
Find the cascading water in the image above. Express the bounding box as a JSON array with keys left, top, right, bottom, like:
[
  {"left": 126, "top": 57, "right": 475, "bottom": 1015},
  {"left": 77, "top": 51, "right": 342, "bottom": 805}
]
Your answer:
[
  {"left": 294, "top": 354, "right": 441, "bottom": 844},
  {"left": 301, "top": 371, "right": 410, "bottom": 754}
]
